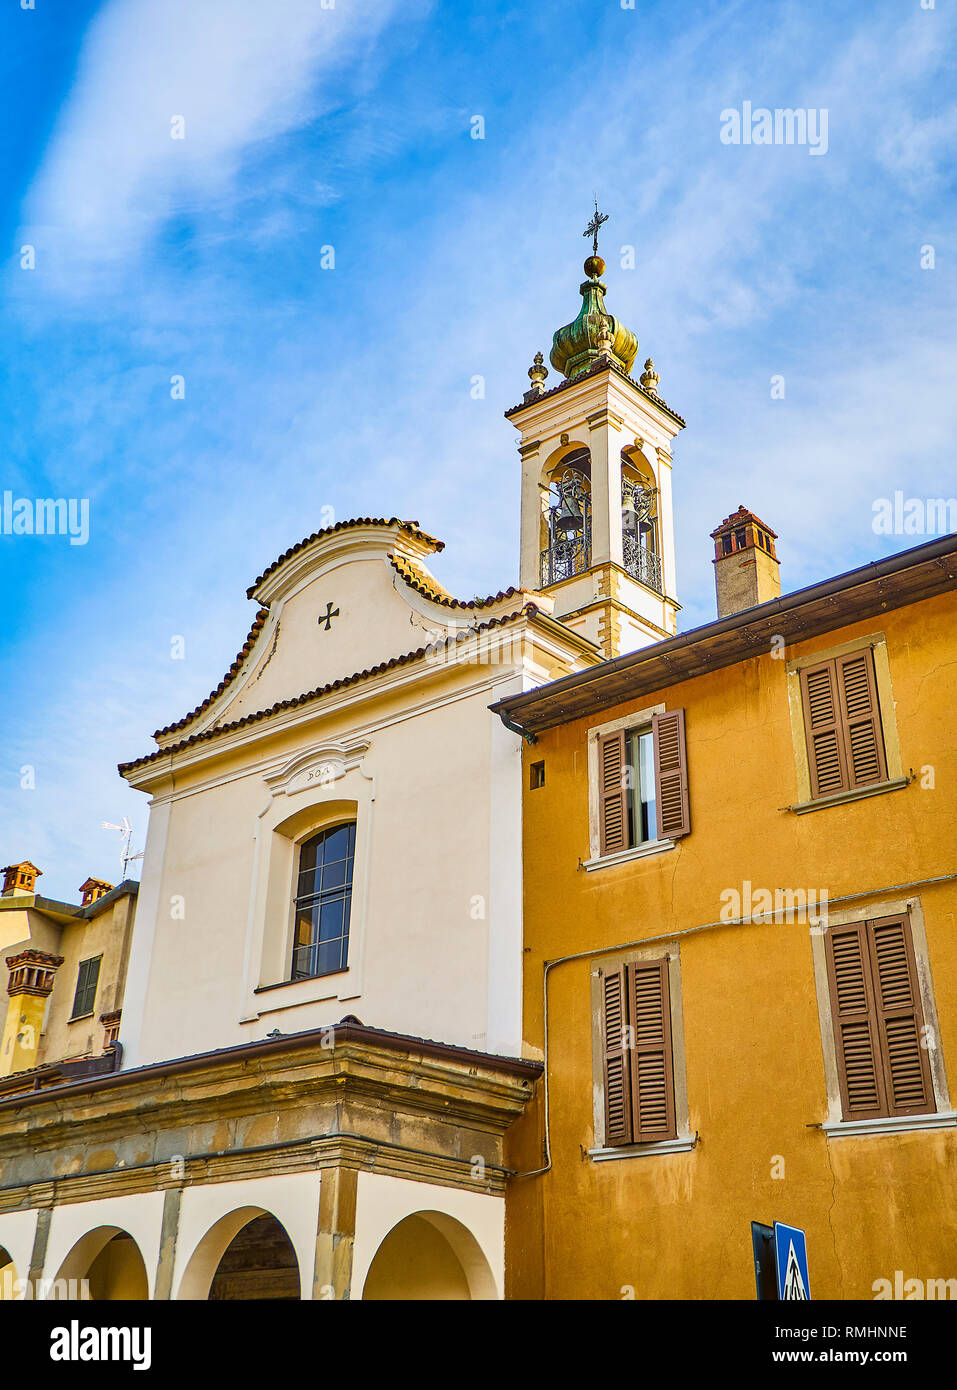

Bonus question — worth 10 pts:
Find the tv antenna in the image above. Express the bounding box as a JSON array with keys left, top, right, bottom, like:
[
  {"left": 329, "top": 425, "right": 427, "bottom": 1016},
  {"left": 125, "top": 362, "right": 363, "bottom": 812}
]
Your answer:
[{"left": 102, "top": 818, "right": 144, "bottom": 880}]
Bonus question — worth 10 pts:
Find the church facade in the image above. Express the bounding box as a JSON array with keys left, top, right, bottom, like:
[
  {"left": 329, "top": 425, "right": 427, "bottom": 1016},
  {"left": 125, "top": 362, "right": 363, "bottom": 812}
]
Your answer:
[{"left": 0, "top": 511, "right": 598, "bottom": 1300}]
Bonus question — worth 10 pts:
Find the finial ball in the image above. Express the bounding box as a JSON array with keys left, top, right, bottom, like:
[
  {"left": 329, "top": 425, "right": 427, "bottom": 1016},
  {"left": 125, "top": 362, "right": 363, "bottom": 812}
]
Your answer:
[{"left": 583, "top": 255, "right": 605, "bottom": 279}]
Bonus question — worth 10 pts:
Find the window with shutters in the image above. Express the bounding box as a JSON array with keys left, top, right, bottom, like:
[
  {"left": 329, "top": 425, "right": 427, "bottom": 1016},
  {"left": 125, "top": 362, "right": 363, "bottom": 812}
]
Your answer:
[
  {"left": 788, "top": 637, "right": 906, "bottom": 811},
  {"left": 800, "top": 648, "right": 887, "bottom": 799},
  {"left": 592, "top": 953, "right": 690, "bottom": 1152},
  {"left": 824, "top": 915, "right": 936, "bottom": 1122},
  {"left": 590, "top": 707, "right": 691, "bottom": 863},
  {"left": 70, "top": 956, "right": 101, "bottom": 1020}
]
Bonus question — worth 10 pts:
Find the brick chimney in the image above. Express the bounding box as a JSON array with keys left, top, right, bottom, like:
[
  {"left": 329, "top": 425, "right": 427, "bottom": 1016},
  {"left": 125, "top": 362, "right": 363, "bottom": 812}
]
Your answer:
[
  {"left": 1, "top": 862, "right": 41, "bottom": 897},
  {"left": 0, "top": 949, "right": 63, "bottom": 1077},
  {"left": 79, "top": 877, "right": 113, "bottom": 907},
  {"left": 710, "top": 505, "right": 781, "bottom": 618}
]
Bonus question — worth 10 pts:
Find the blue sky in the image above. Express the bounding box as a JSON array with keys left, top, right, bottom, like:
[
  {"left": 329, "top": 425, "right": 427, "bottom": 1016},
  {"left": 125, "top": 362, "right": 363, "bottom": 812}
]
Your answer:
[{"left": 1, "top": 0, "right": 954, "bottom": 899}]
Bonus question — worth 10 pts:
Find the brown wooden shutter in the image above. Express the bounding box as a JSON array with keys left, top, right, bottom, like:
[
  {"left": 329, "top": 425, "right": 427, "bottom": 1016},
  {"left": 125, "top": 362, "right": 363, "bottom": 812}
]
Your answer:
[
  {"left": 866, "top": 915, "right": 934, "bottom": 1117},
  {"left": 628, "top": 960, "right": 677, "bottom": 1142},
  {"left": 835, "top": 650, "right": 887, "bottom": 789},
  {"left": 601, "top": 965, "right": 633, "bottom": 1145},
  {"left": 652, "top": 709, "right": 690, "bottom": 839},
  {"left": 800, "top": 660, "right": 849, "bottom": 799},
  {"left": 598, "top": 730, "right": 628, "bottom": 856},
  {"left": 824, "top": 922, "right": 887, "bottom": 1120}
]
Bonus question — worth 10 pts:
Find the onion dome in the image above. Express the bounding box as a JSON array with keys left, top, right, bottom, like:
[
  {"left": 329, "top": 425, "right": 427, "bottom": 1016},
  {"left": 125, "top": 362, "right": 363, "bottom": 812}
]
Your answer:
[{"left": 549, "top": 255, "right": 639, "bottom": 381}]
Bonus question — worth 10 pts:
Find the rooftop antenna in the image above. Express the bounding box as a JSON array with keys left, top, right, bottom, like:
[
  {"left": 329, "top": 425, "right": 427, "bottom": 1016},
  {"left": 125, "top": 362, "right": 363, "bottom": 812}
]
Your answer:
[{"left": 102, "top": 817, "right": 144, "bottom": 880}]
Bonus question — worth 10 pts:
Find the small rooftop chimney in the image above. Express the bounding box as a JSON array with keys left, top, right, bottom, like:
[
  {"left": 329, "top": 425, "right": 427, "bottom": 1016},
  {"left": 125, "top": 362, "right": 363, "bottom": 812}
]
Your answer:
[
  {"left": 1, "top": 862, "right": 42, "bottom": 897},
  {"left": 710, "top": 505, "right": 781, "bottom": 618},
  {"left": 79, "top": 877, "right": 113, "bottom": 907}
]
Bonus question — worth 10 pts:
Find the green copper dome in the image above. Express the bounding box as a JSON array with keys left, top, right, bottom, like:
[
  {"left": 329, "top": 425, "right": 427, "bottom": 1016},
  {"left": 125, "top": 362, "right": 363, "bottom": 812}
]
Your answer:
[{"left": 549, "top": 255, "right": 639, "bottom": 381}]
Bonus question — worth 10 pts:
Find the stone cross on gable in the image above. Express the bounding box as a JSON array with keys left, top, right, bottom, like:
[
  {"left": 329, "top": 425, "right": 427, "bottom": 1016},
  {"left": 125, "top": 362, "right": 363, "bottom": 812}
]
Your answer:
[{"left": 318, "top": 601, "right": 340, "bottom": 631}]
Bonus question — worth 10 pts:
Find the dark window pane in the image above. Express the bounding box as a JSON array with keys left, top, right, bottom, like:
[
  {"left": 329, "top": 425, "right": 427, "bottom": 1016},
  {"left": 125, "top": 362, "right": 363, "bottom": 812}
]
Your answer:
[
  {"left": 291, "top": 943, "right": 314, "bottom": 980},
  {"left": 318, "top": 898, "right": 342, "bottom": 942},
  {"left": 320, "top": 824, "right": 352, "bottom": 865},
  {"left": 298, "top": 838, "right": 320, "bottom": 875},
  {"left": 321, "top": 856, "right": 351, "bottom": 891},
  {"left": 315, "top": 937, "right": 345, "bottom": 976},
  {"left": 297, "top": 865, "right": 320, "bottom": 898}
]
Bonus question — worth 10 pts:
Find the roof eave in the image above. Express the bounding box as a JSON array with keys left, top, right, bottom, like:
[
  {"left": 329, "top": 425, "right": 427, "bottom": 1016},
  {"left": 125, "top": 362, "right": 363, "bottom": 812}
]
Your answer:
[{"left": 492, "top": 533, "right": 957, "bottom": 734}]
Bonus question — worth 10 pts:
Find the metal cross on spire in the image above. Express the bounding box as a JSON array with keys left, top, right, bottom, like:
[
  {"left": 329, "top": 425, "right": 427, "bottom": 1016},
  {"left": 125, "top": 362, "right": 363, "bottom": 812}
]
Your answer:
[{"left": 583, "top": 198, "right": 609, "bottom": 256}]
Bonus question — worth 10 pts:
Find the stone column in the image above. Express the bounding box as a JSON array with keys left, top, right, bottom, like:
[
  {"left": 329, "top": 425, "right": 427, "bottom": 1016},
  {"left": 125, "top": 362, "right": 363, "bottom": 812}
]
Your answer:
[
  {"left": 313, "top": 1165, "right": 358, "bottom": 1301},
  {"left": 587, "top": 407, "right": 625, "bottom": 570}
]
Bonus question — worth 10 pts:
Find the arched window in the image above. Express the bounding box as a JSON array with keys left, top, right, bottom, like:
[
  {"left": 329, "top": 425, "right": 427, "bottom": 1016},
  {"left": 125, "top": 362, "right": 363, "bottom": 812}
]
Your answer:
[
  {"left": 621, "top": 451, "right": 662, "bottom": 593},
  {"left": 542, "top": 449, "right": 592, "bottom": 585},
  {"left": 291, "top": 823, "right": 356, "bottom": 980}
]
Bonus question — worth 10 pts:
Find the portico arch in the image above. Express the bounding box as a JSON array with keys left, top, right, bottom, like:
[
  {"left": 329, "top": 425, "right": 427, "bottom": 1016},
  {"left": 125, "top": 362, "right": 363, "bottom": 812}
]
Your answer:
[
  {"left": 362, "top": 1210, "right": 497, "bottom": 1301},
  {"left": 176, "top": 1206, "right": 300, "bottom": 1300},
  {"left": 55, "top": 1226, "right": 148, "bottom": 1300}
]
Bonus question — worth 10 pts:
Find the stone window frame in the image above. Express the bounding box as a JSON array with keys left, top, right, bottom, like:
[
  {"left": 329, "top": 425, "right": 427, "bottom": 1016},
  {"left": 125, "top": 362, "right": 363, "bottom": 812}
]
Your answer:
[
  {"left": 239, "top": 739, "right": 373, "bottom": 1025},
  {"left": 784, "top": 631, "right": 907, "bottom": 813},
  {"left": 809, "top": 894, "right": 955, "bottom": 1138},
  {"left": 588, "top": 943, "right": 696, "bottom": 1159},
  {"left": 584, "top": 701, "right": 676, "bottom": 870}
]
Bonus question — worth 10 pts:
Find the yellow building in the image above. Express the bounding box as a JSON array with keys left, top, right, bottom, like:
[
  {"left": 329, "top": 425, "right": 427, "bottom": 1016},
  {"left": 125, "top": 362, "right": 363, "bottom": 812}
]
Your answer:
[
  {"left": 496, "top": 527, "right": 957, "bottom": 1300},
  {"left": 488, "top": 224, "right": 957, "bottom": 1301},
  {"left": 0, "top": 862, "right": 135, "bottom": 1089}
]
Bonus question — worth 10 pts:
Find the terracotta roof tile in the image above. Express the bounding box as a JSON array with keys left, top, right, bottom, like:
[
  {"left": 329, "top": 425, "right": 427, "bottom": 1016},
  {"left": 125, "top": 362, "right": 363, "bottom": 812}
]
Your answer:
[
  {"left": 119, "top": 606, "right": 539, "bottom": 776},
  {"left": 389, "top": 554, "right": 521, "bottom": 610},
  {"left": 247, "top": 517, "right": 443, "bottom": 599}
]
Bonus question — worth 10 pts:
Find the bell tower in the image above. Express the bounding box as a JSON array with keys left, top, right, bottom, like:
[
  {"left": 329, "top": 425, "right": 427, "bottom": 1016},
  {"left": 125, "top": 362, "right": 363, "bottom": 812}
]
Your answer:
[{"left": 507, "top": 208, "right": 685, "bottom": 658}]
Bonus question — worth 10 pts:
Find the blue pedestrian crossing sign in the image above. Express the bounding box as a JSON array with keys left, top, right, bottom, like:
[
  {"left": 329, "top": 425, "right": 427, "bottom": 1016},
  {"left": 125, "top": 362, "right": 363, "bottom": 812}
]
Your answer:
[{"left": 774, "top": 1222, "right": 810, "bottom": 1300}]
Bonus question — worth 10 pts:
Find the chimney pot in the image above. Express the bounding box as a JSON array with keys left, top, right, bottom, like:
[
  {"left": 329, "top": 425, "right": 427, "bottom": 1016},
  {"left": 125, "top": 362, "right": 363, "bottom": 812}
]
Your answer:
[
  {"left": 709, "top": 506, "right": 781, "bottom": 618},
  {"left": 1, "top": 862, "right": 42, "bottom": 897},
  {"left": 79, "top": 877, "right": 114, "bottom": 907}
]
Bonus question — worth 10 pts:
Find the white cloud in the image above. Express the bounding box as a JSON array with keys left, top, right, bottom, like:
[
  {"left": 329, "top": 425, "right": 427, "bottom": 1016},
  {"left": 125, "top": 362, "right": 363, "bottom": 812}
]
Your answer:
[{"left": 25, "top": 0, "right": 407, "bottom": 289}]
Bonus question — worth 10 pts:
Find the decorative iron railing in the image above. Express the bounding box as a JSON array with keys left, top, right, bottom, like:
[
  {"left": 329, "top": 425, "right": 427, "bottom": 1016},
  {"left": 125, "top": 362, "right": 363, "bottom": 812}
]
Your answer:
[
  {"left": 623, "top": 534, "right": 663, "bottom": 593},
  {"left": 541, "top": 522, "right": 592, "bottom": 586}
]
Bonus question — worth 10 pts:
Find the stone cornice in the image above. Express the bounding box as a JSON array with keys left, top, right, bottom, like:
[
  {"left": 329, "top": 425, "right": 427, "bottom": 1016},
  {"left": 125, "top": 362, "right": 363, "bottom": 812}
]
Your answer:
[
  {"left": 0, "top": 1025, "right": 541, "bottom": 1209},
  {"left": 1, "top": 1133, "right": 510, "bottom": 1214}
]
